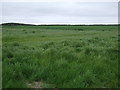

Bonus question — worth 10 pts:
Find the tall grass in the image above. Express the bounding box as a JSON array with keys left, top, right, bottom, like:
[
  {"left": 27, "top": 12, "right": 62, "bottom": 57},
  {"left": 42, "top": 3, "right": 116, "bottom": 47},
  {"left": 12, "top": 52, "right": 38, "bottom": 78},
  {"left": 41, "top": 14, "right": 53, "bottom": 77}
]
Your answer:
[{"left": 2, "top": 25, "right": 118, "bottom": 88}]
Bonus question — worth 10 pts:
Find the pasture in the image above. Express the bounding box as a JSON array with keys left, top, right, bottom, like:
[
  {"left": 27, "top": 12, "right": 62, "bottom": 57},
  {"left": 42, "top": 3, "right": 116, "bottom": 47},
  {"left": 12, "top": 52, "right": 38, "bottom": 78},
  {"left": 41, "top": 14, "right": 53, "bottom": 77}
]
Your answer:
[{"left": 2, "top": 25, "right": 118, "bottom": 88}]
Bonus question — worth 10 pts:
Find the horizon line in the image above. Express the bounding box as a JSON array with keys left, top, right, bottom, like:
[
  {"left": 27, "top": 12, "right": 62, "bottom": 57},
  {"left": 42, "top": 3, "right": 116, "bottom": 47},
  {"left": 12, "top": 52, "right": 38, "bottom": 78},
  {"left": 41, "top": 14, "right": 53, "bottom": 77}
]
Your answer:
[{"left": 1, "top": 22, "right": 118, "bottom": 25}]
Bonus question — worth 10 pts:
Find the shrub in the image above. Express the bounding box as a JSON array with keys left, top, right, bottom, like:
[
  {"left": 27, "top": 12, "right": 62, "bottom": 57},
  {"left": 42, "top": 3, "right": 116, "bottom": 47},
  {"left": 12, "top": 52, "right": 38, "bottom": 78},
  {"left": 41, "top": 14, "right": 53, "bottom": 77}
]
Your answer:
[
  {"left": 32, "top": 31, "right": 35, "bottom": 33},
  {"left": 84, "top": 47, "right": 92, "bottom": 55},
  {"left": 7, "top": 51, "right": 14, "bottom": 58},
  {"left": 22, "top": 29, "right": 26, "bottom": 31},
  {"left": 12, "top": 42, "right": 20, "bottom": 47}
]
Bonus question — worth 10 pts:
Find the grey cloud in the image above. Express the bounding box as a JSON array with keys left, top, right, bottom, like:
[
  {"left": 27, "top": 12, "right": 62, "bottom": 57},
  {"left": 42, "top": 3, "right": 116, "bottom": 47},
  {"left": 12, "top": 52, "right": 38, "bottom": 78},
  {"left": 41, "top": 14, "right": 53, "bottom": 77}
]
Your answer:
[{"left": 2, "top": 2, "right": 118, "bottom": 24}]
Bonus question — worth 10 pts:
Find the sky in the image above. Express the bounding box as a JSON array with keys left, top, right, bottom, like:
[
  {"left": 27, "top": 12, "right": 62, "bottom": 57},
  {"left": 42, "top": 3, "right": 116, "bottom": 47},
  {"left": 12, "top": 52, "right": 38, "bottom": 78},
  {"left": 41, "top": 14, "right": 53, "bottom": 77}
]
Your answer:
[{"left": 1, "top": 0, "right": 118, "bottom": 25}]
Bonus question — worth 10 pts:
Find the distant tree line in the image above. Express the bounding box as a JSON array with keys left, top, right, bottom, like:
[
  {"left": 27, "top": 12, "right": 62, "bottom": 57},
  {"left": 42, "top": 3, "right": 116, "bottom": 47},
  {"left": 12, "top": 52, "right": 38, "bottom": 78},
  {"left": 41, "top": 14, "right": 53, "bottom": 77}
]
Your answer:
[{"left": 1, "top": 23, "right": 36, "bottom": 26}]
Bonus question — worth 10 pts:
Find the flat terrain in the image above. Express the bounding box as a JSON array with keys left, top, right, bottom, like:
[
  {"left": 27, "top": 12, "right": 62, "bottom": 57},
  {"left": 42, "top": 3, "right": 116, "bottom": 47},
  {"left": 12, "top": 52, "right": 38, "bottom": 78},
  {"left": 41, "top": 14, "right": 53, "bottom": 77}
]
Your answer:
[
  {"left": 2, "top": 25, "right": 118, "bottom": 88},
  {"left": 0, "top": 26, "right": 2, "bottom": 89}
]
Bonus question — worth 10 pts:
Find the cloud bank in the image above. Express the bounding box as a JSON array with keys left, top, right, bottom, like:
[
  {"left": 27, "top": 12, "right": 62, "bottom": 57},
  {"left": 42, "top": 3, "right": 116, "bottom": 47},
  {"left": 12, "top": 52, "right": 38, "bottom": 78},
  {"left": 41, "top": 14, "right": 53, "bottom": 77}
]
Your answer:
[{"left": 2, "top": 2, "right": 118, "bottom": 24}]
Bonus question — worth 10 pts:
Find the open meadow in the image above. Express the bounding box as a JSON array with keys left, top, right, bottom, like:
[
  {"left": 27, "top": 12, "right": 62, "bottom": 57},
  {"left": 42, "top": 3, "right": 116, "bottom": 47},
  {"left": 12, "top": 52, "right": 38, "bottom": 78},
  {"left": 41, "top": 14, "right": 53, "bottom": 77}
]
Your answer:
[
  {"left": 2, "top": 25, "right": 118, "bottom": 88},
  {"left": 0, "top": 26, "right": 2, "bottom": 89}
]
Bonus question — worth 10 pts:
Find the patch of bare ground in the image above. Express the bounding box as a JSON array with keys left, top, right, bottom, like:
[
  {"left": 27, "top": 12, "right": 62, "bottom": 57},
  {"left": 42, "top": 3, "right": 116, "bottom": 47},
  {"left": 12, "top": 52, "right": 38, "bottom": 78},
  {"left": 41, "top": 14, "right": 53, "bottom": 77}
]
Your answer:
[
  {"left": 27, "top": 81, "right": 56, "bottom": 88},
  {"left": 27, "top": 81, "right": 42, "bottom": 88}
]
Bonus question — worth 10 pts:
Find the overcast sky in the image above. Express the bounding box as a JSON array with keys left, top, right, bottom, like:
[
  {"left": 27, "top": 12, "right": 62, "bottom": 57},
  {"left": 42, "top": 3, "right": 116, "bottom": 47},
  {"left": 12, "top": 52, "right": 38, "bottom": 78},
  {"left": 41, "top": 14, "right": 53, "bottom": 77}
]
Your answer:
[{"left": 2, "top": 1, "right": 118, "bottom": 24}]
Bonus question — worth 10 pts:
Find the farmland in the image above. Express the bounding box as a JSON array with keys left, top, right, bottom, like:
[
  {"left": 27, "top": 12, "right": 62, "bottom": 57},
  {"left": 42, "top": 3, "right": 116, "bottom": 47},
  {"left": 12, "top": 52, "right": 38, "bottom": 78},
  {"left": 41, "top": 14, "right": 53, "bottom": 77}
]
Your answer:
[{"left": 2, "top": 25, "right": 118, "bottom": 88}]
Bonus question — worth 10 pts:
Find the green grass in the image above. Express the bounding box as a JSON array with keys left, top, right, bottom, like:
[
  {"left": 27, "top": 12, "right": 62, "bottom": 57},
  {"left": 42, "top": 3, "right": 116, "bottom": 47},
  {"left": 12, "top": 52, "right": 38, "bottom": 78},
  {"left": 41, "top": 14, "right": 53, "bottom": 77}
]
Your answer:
[
  {"left": 2, "top": 25, "right": 118, "bottom": 88},
  {"left": 0, "top": 26, "right": 2, "bottom": 89}
]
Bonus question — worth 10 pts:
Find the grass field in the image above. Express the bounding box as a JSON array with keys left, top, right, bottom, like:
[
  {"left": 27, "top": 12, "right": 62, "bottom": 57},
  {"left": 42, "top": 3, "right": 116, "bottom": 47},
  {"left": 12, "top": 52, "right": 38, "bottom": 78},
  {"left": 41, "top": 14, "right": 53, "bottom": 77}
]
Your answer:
[
  {"left": 2, "top": 25, "right": 118, "bottom": 88},
  {"left": 0, "top": 26, "right": 2, "bottom": 89}
]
